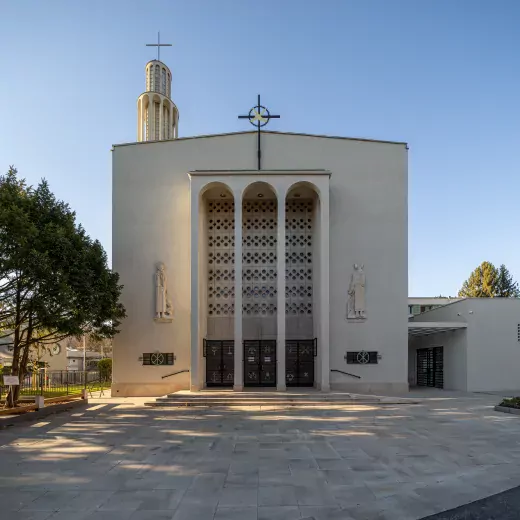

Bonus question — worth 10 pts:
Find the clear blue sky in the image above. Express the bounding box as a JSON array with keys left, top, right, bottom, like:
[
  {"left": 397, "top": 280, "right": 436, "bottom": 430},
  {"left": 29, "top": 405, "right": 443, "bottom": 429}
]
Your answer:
[{"left": 1, "top": 1, "right": 519, "bottom": 297}]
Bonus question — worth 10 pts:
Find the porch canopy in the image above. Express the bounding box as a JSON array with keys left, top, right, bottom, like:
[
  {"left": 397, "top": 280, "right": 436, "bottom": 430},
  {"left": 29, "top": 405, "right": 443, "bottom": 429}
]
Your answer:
[{"left": 408, "top": 322, "right": 467, "bottom": 337}]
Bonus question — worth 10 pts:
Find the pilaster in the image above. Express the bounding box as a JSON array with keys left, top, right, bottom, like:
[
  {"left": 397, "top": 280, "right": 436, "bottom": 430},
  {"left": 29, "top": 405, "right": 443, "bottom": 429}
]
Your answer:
[
  {"left": 190, "top": 185, "right": 200, "bottom": 391},
  {"left": 319, "top": 188, "right": 330, "bottom": 392},
  {"left": 276, "top": 194, "right": 286, "bottom": 390},
  {"left": 233, "top": 192, "right": 244, "bottom": 391}
]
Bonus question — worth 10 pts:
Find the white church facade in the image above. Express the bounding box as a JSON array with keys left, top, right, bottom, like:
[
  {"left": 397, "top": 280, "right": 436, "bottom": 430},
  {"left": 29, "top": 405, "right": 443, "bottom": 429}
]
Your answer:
[{"left": 112, "top": 56, "right": 409, "bottom": 397}]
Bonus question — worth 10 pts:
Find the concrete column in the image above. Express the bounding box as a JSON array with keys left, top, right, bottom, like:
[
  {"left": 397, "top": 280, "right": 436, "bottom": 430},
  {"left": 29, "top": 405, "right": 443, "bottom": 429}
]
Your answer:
[
  {"left": 137, "top": 98, "right": 142, "bottom": 142},
  {"left": 158, "top": 99, "right": 164, "bottom": 140},
  {"left": 190, "top": 184, "right": 201, "bottom": 391},
  {"left": 233, "top": 192, "right": 244, "bottom": 391},
  {"left": 148, "top": 95, "right": 155, "bottom": 141},
  {"left": 276, "top": 194, "right": 286, "bottom": 391},
  {"left": 319, "top": 189, "right": 330, "bottom": 392}
]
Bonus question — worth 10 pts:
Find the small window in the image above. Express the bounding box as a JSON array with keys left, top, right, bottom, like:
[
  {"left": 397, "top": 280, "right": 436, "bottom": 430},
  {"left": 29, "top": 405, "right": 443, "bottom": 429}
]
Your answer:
[{"left": 517, "top": 324, "right": 520, "bottom": 342}]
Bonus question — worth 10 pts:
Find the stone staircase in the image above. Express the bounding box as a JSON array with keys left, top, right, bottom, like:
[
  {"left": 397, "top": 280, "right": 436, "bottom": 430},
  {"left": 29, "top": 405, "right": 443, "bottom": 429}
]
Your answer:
[{"left": 144, "top": 390, "right": 418, "bottom": 408}]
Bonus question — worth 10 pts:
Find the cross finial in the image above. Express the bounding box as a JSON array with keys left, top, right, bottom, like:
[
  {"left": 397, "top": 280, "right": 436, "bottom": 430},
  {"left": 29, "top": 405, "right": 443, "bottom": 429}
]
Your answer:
[
  {"left": 146, "top": 32, "right": 172, "bottom": 62},
  {"left": 238, "top": 95, "right": 280, "bottom": 170}
]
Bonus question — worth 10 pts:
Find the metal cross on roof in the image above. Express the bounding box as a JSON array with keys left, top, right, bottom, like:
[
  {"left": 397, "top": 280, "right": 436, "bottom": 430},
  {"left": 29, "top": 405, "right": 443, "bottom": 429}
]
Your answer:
[
  {"left": 146, "top": 32, "right": 172, "bottom": 62},
  {"left": 238, "top": 95, "right": 280, "bottom": 170}
]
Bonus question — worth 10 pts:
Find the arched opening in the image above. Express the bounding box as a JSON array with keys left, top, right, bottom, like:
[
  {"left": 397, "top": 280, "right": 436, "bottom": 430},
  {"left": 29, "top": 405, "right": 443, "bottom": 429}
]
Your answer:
[
  {"left": 162, "top": 99, "right": 170, "bottom": 139},
  {"left": 161, "top": 67, "right": 167, "bottom": 95},
  {"left": 285, "top": 182, "right": 320, "bottom": 387},
  {"left": 241, "top": 181, "right": 278, "bottom": 387},
  {"left": 200, "top": 183, "right": 235, "bottom": 387}
]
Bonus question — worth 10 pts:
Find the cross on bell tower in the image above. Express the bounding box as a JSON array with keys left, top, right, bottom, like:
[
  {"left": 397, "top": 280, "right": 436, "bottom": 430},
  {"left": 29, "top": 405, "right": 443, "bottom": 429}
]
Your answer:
[
  {"left": 137, "top": 33, "right": 179, "bottom": 142},
  {"left": 146, "top": 32, "right": 172, "bottom": 62}
]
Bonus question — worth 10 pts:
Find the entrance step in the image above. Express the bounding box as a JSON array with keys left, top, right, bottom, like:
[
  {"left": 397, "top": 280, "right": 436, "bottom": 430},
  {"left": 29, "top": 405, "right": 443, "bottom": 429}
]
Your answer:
[{"left": 144, "top": 390, "right": 418, "bottom": 408}]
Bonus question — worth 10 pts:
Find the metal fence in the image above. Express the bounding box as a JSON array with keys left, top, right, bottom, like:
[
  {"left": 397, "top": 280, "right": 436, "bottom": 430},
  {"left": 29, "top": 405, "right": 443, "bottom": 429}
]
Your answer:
[{"left": 0, "top": 370, "right": 111, "bottom": 400}]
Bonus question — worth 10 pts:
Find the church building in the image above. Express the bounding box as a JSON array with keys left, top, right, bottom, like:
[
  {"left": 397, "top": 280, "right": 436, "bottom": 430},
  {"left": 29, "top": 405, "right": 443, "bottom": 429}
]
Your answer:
[{"left": 112, "top": 53, "right": 409, "bottom": 397}]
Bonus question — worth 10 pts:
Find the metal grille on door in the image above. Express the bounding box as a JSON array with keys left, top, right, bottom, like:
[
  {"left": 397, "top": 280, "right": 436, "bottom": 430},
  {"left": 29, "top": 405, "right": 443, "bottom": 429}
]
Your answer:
[{"left": 416, "top": 347, "right": 443, "bottom": 388}]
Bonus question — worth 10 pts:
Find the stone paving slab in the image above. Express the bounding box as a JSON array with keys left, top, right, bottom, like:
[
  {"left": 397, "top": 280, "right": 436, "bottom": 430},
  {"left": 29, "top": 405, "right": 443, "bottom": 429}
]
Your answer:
[
  {"left": 419, "top": 483, "right": 520, "bottom": 520},
  {"left": 1, "top": 394, "right": 520, "bottom": 519}
]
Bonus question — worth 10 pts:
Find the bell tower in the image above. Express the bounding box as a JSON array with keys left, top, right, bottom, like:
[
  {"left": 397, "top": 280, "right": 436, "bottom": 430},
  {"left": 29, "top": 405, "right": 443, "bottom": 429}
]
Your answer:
[{"left": 137, "top": 34, "right": 179, "bottom": 142}]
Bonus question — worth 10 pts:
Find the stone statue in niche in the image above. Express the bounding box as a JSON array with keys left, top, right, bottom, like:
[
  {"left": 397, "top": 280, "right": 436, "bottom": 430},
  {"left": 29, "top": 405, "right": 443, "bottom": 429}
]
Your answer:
[
  {"left": 155, "top": 263, "right": 173, "bottom": 321},
  {"left": 347, "top": 264, "right": 366, "bottom": 320}
]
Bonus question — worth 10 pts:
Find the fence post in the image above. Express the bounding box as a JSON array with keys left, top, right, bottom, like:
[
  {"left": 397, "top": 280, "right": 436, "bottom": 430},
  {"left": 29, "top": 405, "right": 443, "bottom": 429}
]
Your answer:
[{"left": 40, "top": 369, "right": 44, "bottom": 397}]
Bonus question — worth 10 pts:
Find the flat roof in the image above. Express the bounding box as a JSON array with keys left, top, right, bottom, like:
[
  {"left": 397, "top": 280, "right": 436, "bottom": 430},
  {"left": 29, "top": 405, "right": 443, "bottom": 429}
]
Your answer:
[
  {"left": 408, "top": 322, "right": 468, "bottom": 337},
  {"left": 112, "top": 130, "right": 408, "bottom": 149}
]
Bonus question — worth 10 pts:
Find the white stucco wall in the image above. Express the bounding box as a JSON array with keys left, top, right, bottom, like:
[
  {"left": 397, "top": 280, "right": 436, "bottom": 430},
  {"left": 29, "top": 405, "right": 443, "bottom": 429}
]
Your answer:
[
  {"left": 112, "top": 131, "right": 408, "bottom": 396},
  {"left": 463, "top": 299, "right": 520, "bottom": 392}
]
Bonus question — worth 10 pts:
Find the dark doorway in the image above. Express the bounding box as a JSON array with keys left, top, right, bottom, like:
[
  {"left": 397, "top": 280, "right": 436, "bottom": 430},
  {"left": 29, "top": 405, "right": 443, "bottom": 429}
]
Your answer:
[
  {"left": 204, "top": 340, "right": 234, "bottom": 387},
  {"left": 417, "top": 347, "right": 444, "bottom": 388},
  {"left": 286, "top": 339, "right": 316, "bottom": 387},
  {"left": 243, "top": 340, "right": 277, "bottom": 387}
]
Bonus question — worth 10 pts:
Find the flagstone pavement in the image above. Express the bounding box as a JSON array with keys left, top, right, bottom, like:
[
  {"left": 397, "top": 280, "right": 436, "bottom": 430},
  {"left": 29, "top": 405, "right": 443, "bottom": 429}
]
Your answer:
[{"left": 1, "top": 391, "right": 520, "bottom": 520}]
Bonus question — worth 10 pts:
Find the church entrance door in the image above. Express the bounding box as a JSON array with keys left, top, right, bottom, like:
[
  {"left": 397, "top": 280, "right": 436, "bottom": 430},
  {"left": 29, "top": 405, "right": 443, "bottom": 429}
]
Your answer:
[
  {"left": 243, "top": 340, "right": 277, "bottom": 387},
  {"left": 204, "top": 340, "right": 234, "bottom": 387},
  {"left": 286, "top": 339, "right": 316, "bottom": 387}
]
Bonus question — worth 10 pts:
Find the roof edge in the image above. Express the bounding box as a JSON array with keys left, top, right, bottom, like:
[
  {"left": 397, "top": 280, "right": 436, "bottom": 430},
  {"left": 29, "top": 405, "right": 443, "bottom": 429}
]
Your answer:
[{"left": 112, "top": 130, "right": 408, "bottom": 149}]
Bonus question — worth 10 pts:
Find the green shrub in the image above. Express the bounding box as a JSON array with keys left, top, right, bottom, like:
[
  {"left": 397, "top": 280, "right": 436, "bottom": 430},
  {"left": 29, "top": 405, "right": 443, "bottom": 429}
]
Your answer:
[
  {"left": 499, "top": 397, "right": 520, "bottom": 408},
  {"left": 98, "top": 358, "right": 112, "bottom": 382}
]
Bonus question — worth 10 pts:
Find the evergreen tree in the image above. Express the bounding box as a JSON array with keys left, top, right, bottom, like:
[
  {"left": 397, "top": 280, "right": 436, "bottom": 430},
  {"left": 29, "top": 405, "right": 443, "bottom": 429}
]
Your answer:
[
  {"left": 458, "top": 261, "right": 519, "bottom": 298},
  {"left": 495, "top": 264, "right": 520, "bottom": 297},
  {"left": 458, "top": 261, "right": 498, "bottom": 297},
  {"left": 0, "top": 166, "right": 126, "bottom": 407}
]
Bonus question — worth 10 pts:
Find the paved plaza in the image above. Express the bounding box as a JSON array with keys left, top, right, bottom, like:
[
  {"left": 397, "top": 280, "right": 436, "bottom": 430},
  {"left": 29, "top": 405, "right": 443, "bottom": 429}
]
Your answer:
[{"left": 1, "top": 392, "right": 520, "bottom": 519}]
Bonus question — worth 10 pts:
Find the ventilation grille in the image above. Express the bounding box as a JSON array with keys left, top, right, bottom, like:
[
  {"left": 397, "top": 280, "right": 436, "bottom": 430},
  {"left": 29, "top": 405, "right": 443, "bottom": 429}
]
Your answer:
[
  {"left": 207, "top": 200, "right": 235, "bottom": 317},
  {"left": 242, "top": 200, "right": 277, "bottom": 317},
  {"left": 285, "top": 199, "right": 313, "bottom": 316}
]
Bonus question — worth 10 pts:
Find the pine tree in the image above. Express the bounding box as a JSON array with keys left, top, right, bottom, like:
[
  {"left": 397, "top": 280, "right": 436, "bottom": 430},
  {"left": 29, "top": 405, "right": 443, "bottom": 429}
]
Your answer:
[
  {"left": 458, "top": 261, "right": 498, "bottom": 297},
  {"left": 458, "top": 262, "right": 520, "bottom": 298},
  {"left": 495, "top": 264, "right": 520, "bottom": 297}
]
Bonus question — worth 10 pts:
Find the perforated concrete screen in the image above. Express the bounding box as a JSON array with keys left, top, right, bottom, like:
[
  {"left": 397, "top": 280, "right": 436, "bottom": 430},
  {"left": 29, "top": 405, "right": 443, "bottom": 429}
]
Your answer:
[
  {"left": 285, "top": 199, "right": 314, "bottom": 339},
  {"left": 207, "top": 200, "right": 235, "bottom": 339},
  {"left": 242, "top": 199, "right": 278, "bottom": 339}
]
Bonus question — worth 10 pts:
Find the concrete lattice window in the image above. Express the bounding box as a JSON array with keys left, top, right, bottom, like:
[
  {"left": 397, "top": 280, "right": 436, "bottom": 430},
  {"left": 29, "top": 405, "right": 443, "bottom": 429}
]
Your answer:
[
  {"left": 285, "top": 199, "right": 313, "bottom": 316},
  {"left": 517, "top": 324, "right": 520, "bottom": 341},
  {"left": 207, "top": 200, "right": 235, "bottom": 317},
  {"left": 242, "top": 200, "right": 277, "bottom": 317}
]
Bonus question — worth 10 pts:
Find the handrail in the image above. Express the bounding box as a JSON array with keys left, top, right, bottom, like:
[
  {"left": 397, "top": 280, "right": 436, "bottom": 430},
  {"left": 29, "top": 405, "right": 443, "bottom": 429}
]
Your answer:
[
  {"left": 161, "top": 369, "right": 189, "bottom": 380},
  {"left": 331, "top": 369, "right": 361, "bottom": 379}
]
